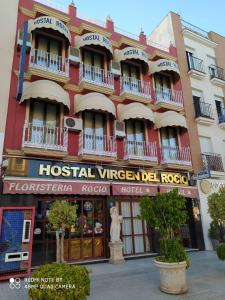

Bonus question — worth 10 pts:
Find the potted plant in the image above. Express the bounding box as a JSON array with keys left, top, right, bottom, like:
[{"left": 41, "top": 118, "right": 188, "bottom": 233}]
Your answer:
[
  {"left": 48, "top": 200, "right": 77, "bottom": 263},
  {"left": 208, "top": 187, "right": 225, "bottom": 248},
  {"left": 208, "top": 221, "right": 220, "bottom": 250},
  {"left": 140, "top": 188, "right": 189, "bottom": 295}
]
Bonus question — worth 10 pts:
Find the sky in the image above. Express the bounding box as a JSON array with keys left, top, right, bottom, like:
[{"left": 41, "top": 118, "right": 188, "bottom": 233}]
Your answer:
[{"left": 56, "top": 0, "right": 225, "bottom": 37}]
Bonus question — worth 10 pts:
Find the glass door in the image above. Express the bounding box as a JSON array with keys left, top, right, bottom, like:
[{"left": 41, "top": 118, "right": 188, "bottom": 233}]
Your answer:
[
  {"left": 121, "top": 62, "right": 140, "bottom": 92},
  {"left": 154, "top": 73, "right": 171, "bottom": 101},
  {"left": 83, "top": 50, "right": 104, "bottom": 83},
  {"left": 83, "top": 111, "right": 106, "bottom": 154},
  {"left": 126, "top": 120, "right": 145, "bottom": 157},
  {"left": 117, "top": 201, "right": 150, "bottom": 255},
  {"left": 160, "top": 127, "right": 178, "bottom": 161}
]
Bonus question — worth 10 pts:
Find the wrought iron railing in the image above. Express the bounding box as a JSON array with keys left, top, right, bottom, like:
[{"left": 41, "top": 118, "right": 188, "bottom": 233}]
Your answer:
[
  {"left": 154, "top": 87, "right": 183, "bottom": 106},
  {"left": 181, "top": 20, "right": 209, "bottom": 39},
  {"left": 124, "top": 140, "right": 158, "bottom": 162},
  {"left": 202, "top": 153, "right": 224, "bottom": 172},
  {"left": 22, "top": 123, "right": 68, "bottom": 151},
  {"left": 194, "top": 100, "right": 214, "bottom": 119},
  {"left": 187, "top": 54, "right": 205, "bottom": 73},
  {"left": 161, "top": 146, "right": 192, "bottom": 165},
  {"left": 79, "top": 132, "right": 117, "bottom": 157},
  {"left": 120, "top": 76, "right": 151, "bottom": 98},
  {"left": 217, "top": 108, "right": 225, "bottom": 123},
  {"left": 209, "top": 65, "right": 225, "bottom": 81},
  {"left": 79, "top": 63, "right": 114, "bottom": 89},
  {"left": 29, "top": 48, "right": 69, "bottom": 76}
]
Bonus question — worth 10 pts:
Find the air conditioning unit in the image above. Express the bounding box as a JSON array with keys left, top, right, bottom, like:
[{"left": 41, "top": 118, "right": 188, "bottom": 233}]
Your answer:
[
  {"left": 17, "top": 29, "right": 32, "bottom": 49},
  {"left": 111, "top": 61, "right": 121, "bottom": 77},
  {"left": 114, "top": 120, "right": 126, "bottom": 138},
  {"left": 64, "top": 117, "right": 83, "bottom": 131},
  {"left": 69, "top": 47, "right": 80, "bottom": 65}
]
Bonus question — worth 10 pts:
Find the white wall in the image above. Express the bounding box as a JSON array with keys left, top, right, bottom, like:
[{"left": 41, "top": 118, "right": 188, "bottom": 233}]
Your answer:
[
  {"left": 149, "top": 13, "right": 175, "bottom": 48},
  {"left": 183, "top": 33, "right": 225, "bottom": 166},
  {"left": 0, "top": 0, "right": 19, "bottom": 163},
  {"left": 198, "top": 179, "right": 225, "bottom": 250}
]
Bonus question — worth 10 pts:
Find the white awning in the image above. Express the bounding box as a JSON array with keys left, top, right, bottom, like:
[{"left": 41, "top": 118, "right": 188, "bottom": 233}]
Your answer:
[
  {"left": 154, "top": 111, "right": 187, "bottom": 129},
  {"left": 20, "top": 80, "right": 70, "bottom": 109},
  {"left": 149, "top": 59, "right": 180, "bottom": 76},
  {"left": 117, "top": 103, "right": 154, "bottom": 122},
  {"left": 75, "top": 92, "right": 116, "bottom": 116},
  {"left": 28, "top": 16, "right": 71, "bottom": 43},
  {"left": 114, "top": 47, "right": 149, "bottom": 71},
  {"left": 75, "top": 33, "right": 113, "bottom": 55}
]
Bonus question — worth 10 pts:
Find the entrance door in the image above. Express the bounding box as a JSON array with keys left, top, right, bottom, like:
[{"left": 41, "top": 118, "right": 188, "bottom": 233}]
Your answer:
[
  {"left": 116, "top": 201, "right": 151, "bottom": 255},
  {"left": 64, "top": 198, "right": 106, "bottom": 261},
  {"left": 0, "top": 207, "right": 34, "bottom": 280}
]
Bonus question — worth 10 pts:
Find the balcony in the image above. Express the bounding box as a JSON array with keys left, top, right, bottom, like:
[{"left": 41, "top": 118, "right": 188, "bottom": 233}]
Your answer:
[
  {"left": 202, "top": 153, "right": 224, "bottom": 177},
  {"left": 22, "top": 123, "right": 68, "bottom": 157},
  {"left": 194, "top": 101, "right": 215, "bottom": 126},
  {"left": 79, "top": 63, "right": 114, "bottom": 94},
  {"left": 187, "top": 56, "right": 206, "bottom": 80},
  {"left": 78, "top": 132, "right": 117, "bottom": 162},
  {"left": 161, "top": 146, "right": 192, "bottom": 169},
  {"left": 209, "top": 65, "right": 225, "bottom": 87},
  {"left": 29, "top": 48, "right": 69, "bottom": 82},
  {"left": 154, "top": 87, "right": 183, "bottom": 111},
  {"left": 218, "top": 108, "right": 225, "bottom": 130},
  {"left": 124, "top": 140, "right": 158, "bottom": 166},
  {"left": 120, "top": 76, "right": 151, "bottom": 103}
]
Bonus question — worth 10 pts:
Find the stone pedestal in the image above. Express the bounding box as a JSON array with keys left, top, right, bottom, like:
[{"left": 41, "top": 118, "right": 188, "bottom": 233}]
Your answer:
[{"left": 109, "top": 241, "right": 125, "bottom": 264}]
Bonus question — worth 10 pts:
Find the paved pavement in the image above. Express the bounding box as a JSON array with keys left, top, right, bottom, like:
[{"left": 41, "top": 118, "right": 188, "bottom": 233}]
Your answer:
[{"left": 1, "top": 251, "right": 225, "bottom": 300}]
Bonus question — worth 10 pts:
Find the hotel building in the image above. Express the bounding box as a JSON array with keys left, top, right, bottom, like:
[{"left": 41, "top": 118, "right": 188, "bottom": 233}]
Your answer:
[{"left": 0, "top": 1, "right": 204, "bottom": 279}]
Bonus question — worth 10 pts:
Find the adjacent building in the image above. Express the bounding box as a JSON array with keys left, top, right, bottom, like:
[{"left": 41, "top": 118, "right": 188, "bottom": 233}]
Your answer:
[
  {"left": 0, "top": 1, "right": 205, "bottom": 279},
  {"left": 150, "top": 12, "right": 225, "bottom": 250}
]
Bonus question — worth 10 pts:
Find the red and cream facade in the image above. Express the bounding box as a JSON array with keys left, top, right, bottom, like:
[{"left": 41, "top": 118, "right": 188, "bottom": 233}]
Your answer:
[{"left": 0, "top": 0, "right": 204, "bottom": 277}]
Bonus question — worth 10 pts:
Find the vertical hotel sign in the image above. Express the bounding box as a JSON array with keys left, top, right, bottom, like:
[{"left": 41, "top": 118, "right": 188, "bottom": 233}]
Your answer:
[{"left": 16, "top": 20, "right": 28, "bottom": 101}]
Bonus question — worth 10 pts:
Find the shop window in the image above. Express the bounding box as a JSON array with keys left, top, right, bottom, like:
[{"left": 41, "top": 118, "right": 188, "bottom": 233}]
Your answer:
[
  {"left": 125, "top": 119, "right": 146, "bottom": 156},
  {"left": 160, "top": 127, "right": 179, "bottom": 160},
  {"left": 29, "top": 100, "right": 60, "bottom": 145},
  {"left": 83, "top": 111, "right": 107, "bottom": 152}
]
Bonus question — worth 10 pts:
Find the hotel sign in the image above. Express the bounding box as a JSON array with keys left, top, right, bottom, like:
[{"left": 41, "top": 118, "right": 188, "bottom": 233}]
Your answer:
[
  {"left": 37, "top": 163, "right": 188, "bottom": 185},
  {"left": 115, "top": 47, "right": 148, "bottom": 64}
]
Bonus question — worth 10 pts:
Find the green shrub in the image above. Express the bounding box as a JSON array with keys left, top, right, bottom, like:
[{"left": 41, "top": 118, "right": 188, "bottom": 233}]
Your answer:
[
  {"left": 29, "top": 263, "right": 90, "bottom": 300},
  {"left": 157, "top": 239, "right": 190, "bottom": 268},
  {"left": 216, "top": 243, "right": 225, "bottom": 261},
  {"left": 208, "top": 221, "right": 220, "bottom": 240}
]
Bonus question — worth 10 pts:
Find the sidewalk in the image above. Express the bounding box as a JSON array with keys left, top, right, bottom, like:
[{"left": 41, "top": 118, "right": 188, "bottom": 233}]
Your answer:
[{"left": 1, "top": 251, "right": 225, "bottom": 300}]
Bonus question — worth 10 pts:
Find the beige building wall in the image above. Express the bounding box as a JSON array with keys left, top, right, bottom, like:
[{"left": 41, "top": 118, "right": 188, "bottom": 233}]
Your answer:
[
  {"left": 150, "top": 13, "right": 203, "bottom": 172},
  {"left": 209, "top": 31, "right": 225, "bottom": 105},
  {"left": 0, "top": 0, "right": 19, "bottom": 163}
]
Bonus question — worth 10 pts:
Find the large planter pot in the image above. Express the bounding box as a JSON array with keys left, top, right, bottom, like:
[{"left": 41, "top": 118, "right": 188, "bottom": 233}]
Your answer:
[
  {"left": 154, "top": 260, "right": 187, "bottom": 295},
  {"left": 211, "top": 239, "right": 219, "bottom": 251}
]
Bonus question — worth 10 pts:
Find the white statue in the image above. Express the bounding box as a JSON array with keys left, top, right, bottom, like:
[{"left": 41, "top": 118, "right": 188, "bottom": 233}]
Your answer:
[{"left": 110, "top": 207, "right": 123, "bottom": 243}]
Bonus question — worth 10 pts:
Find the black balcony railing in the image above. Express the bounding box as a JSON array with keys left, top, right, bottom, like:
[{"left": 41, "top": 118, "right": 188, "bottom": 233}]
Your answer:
[
  {"left": 202, "top": 153, "right": 224, "bottom": 172},
  {"left": 187, "top": 55, "right": 205, "bottom": 73},
  {"left": 194, "top": 100, "right": 214, "bottom": 119},
  {"left": 218, "top": 108, "right": 225, "bottom": 123},
  {"left": 209, "top": 65, "right": 225, "bottom": 81}
]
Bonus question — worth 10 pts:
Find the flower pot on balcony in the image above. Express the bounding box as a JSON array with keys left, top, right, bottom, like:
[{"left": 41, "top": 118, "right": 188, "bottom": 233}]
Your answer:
[{"left": 154, "top": 260, "right": 187, "bottom": 295}]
